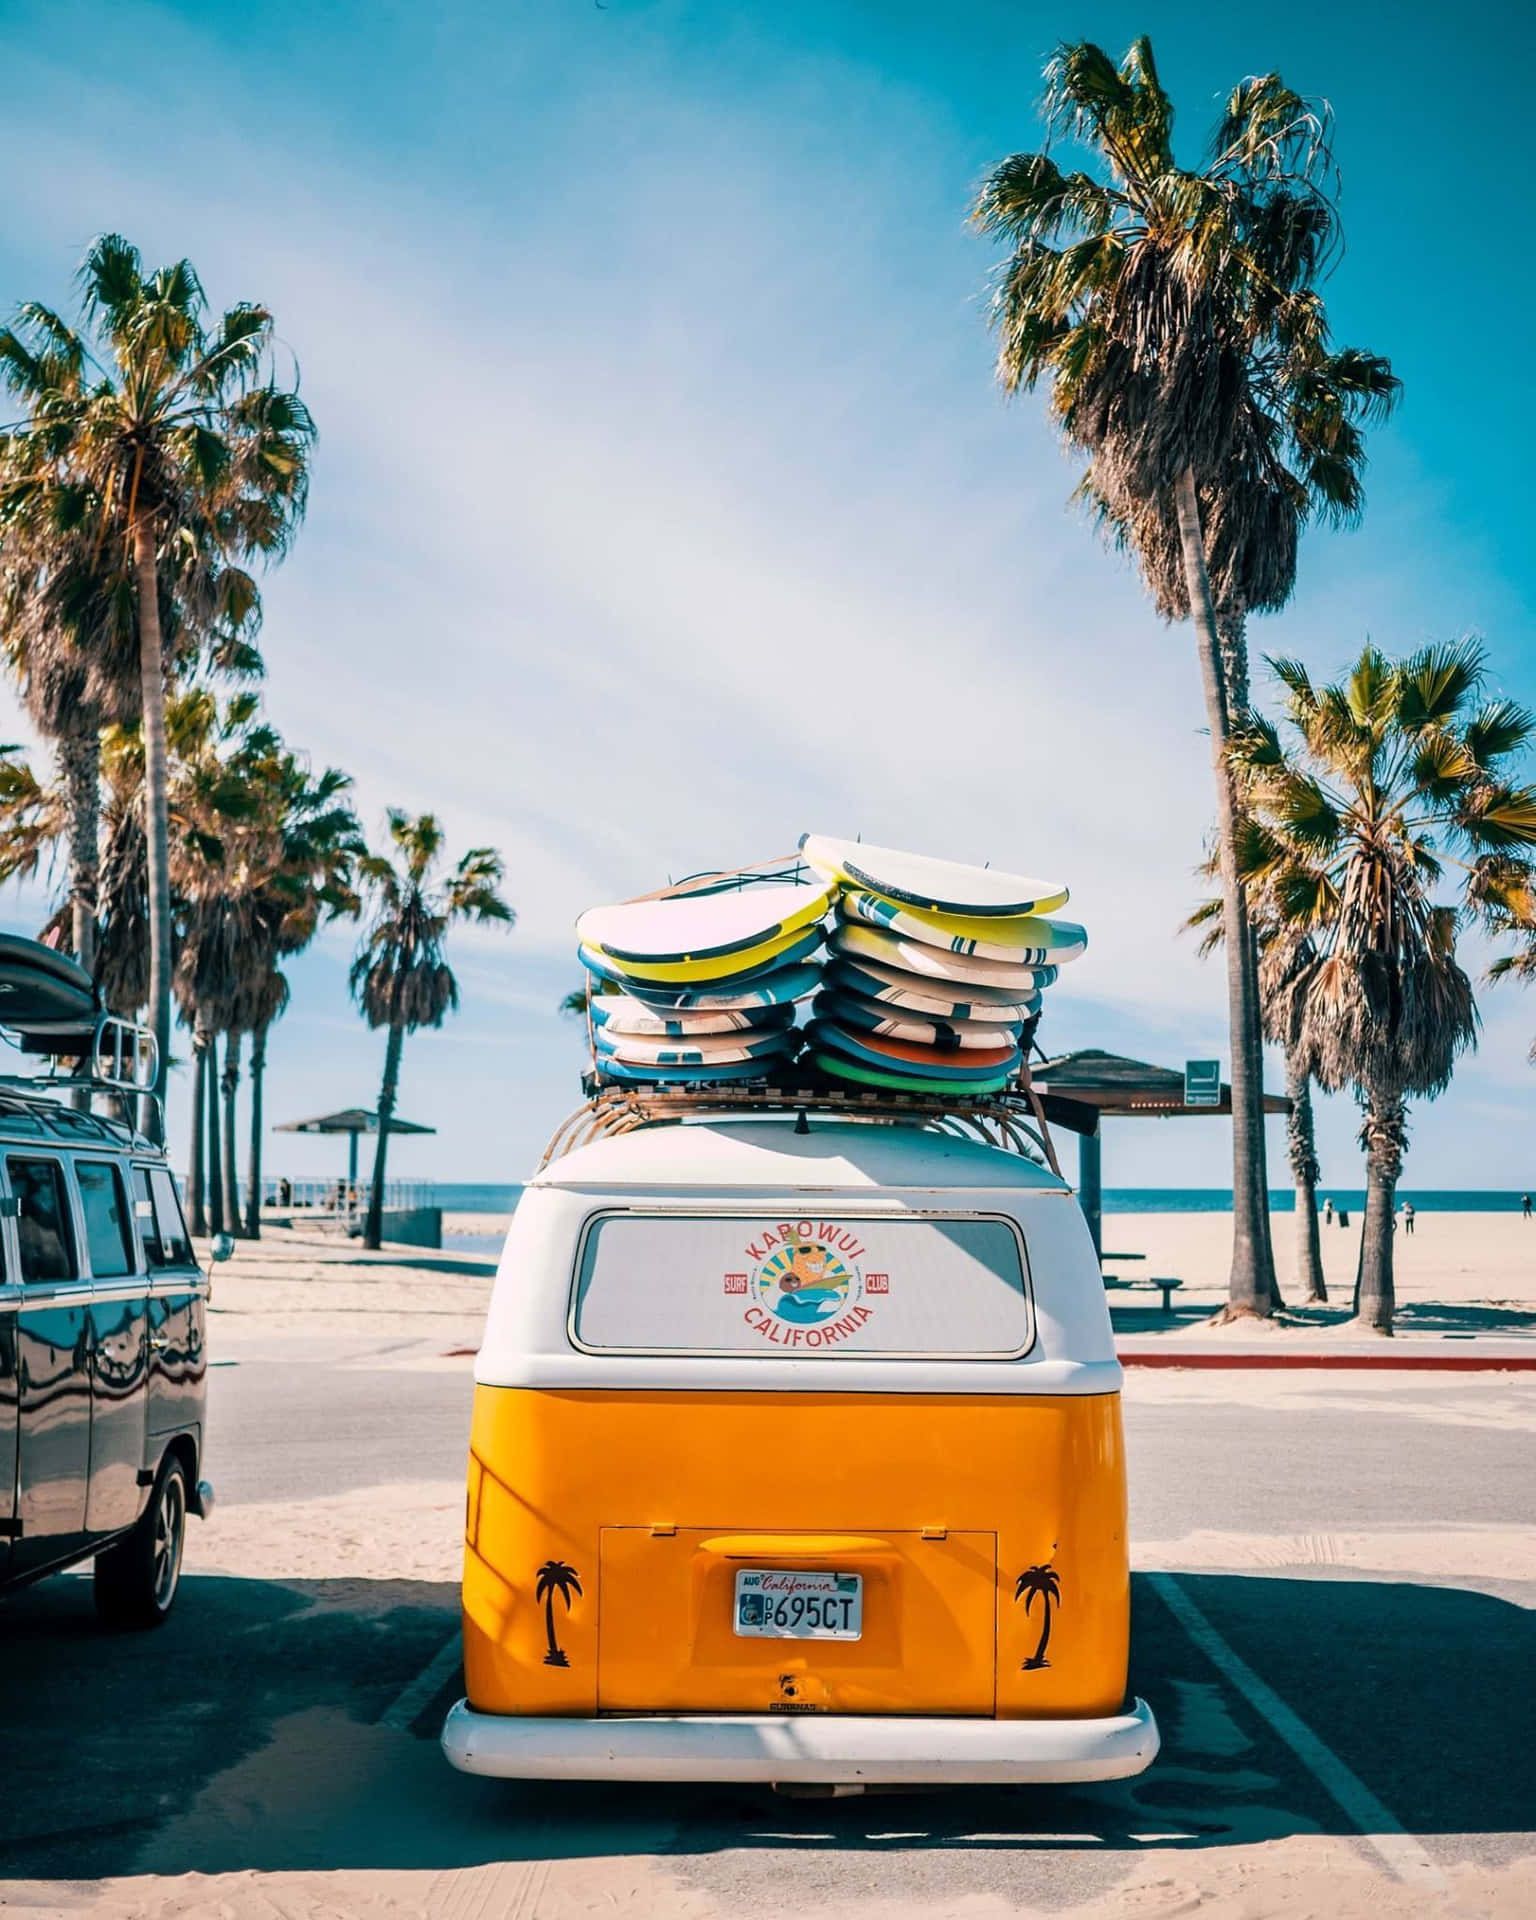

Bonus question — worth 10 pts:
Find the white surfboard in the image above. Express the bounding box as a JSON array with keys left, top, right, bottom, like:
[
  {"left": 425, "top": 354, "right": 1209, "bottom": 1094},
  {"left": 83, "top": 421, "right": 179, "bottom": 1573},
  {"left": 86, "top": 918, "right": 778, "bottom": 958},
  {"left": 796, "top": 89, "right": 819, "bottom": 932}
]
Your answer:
[
  {"left": 825, "top": 953, "right": 1053, "bottom": 1018},
  {"left": 832, "top": 920, "right": 1081, "bottom": 989},
  {"left": 590, "top": 994, "right": 797, "bottom": 1038},
  {"left": 840, "top": 889, "right": 1086, "bottom": 961},
  {"left": 577, "top": 877, "right": 834, "bottom": 967},
  {"left": 800, "top": 834, "right": 1068, "bottom": 918},
  {"left": 815, "top": 987, "right": 1031, "bottom": 1049},
  {"left": 594, "top": 1026, "right": 797, "bottom": 1068}
]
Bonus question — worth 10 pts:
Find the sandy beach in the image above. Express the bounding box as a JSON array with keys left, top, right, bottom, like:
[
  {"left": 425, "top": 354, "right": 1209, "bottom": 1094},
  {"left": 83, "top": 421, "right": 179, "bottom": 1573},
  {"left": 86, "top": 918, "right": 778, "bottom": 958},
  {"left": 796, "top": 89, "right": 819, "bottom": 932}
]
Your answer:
[
  {"left": 1101, "top": 1207, "right": 1536, "bottom": 1330},
  {"left": 437, "top": 1204, "right": 1536, "bottom": 1331}
]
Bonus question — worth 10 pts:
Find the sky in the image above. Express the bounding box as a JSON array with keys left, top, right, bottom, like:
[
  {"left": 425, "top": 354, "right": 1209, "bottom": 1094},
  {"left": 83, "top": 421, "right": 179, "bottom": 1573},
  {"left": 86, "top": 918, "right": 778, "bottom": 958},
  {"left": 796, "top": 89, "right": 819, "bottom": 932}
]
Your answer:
[{"left": 0, "top": 0, "right": 1532, "bottom": 1192}]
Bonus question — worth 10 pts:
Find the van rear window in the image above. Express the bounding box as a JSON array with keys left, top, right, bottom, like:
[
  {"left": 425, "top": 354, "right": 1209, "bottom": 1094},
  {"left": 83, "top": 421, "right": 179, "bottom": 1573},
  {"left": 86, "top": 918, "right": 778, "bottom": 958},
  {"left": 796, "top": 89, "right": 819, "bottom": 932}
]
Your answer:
[{"left": 571, "top": 1213, "right": 1032, "bottom": 1357}]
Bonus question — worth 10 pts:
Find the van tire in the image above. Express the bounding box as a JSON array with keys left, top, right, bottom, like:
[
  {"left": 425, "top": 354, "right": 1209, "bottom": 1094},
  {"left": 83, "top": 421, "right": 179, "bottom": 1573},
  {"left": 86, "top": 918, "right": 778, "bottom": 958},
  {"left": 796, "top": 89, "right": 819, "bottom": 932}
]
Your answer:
[{"left": 94, "top": 1455, "right": 189, "bottom": 1629}]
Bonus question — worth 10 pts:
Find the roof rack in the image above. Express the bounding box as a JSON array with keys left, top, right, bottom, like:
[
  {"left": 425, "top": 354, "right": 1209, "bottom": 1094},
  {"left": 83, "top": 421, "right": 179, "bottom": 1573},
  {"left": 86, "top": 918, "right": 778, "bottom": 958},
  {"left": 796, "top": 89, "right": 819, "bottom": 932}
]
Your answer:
[
  {"left": 537, "top": 1078, "right": 1063, "bottom": 1176},
  {"left": 0, "top": 1009, "right": 161, "bottom": 1137}
]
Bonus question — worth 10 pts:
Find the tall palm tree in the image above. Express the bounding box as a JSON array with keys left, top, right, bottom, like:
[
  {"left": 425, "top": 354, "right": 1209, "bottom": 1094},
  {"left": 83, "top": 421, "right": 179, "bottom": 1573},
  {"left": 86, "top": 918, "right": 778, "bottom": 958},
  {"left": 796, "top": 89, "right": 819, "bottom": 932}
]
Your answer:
[
  {"left": 0, "top": 535, "right": 136, "bottom": 975},
  {"left": 1188, "top": 884, "right": 1321, "bottom": 1303},
  {"left": 1014, "top": 1563, "right": 1062, "bottom": 1669},
  {"left": 234, "top": 746, "right": 359, "bottom": 1239},
  {"left": 0, "top": 235, "right": 314, "bottom": 1139},
  {"left": 1232, "top": 642, "right": 1536, "bottom": 1330},
  {"left": 1478, "top": 861, "right": 1536, "bottom": 1061},
  {"left": 972, "top": 39, "right": 1399, "bottom": 1318},
  {"left": 243, "top": 968, "right": 290, "bottom": 1239},
  {"left": 350, "top": 813, "right": 512, "bottom": 1251},
  {"left": 535, "top": 1560, "right": 582, "bottom": 1668},
  {"left": 172, "top": 693, "right": 358, "bottom": 1234}
]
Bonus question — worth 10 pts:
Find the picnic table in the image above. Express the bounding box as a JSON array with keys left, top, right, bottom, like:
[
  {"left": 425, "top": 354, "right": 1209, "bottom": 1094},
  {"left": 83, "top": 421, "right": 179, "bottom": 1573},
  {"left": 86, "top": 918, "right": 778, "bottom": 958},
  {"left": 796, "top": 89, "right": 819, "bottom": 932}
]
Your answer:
[{"left": 1099, "top": 1251, "right": 1182, "bottom": 1314}]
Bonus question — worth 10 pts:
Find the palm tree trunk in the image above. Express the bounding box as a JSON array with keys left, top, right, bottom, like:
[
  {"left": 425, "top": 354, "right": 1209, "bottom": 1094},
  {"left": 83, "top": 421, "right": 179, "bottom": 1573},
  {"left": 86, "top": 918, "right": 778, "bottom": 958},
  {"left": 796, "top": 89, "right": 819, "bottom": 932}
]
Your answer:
[
  {"left": 1216, "top": 605, "right": 1250, "bottom": 715},
  {"left": 58, "top": 718, "right": 101, "bottom": 976},
  {"left": 221, "top": 1030, "right": 241, "bottom": 1235},
  {"left": 205, "top": 1025, "right": 225, "bottom": 1237},
  {"left": 244, "top": 1022, "right": 267, "bottom": 1240},
  {"left": 132, "top": 515, "right": 172, "bottom": 1145},
  {"left": 1174, "top": 468, "right": 1278, "bottom": 1316},
  {"left": 1213, "top": 599, "right": 1278, "bottom": 1306},
  {"left": 1285, "top": 1047, "right": 1327, "bottom": 1303},
  {"left": 187, "top": 1032, "right": 209, "bottom": 1236},
  {"left": 364, "top": 1021, "right": 405, "bottom": 1252},
  {"left": 1356, "top": 1088, "right": 1402, "bottom": 1334}
]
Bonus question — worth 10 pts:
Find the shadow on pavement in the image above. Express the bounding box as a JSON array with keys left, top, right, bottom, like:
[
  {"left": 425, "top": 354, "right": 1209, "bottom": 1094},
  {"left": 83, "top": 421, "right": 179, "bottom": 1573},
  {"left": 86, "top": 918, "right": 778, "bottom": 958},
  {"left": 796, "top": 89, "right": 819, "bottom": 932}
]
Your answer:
[{"left": 1, "top": 1568, "right": 1530, "bottom": 1898}]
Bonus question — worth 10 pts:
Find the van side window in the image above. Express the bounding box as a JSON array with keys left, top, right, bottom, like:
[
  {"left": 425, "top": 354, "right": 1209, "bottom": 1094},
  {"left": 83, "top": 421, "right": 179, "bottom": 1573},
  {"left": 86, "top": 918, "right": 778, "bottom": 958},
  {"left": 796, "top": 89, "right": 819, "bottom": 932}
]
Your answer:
[
  {"left": 76, "top": 1160, "right": 134, "bottom": 1279},
  {"left": 131, "top": 1165, "right": 164, "bottom": 1265},
  {"left": 150, "top": 1169, "right": 193, "bottom": 1266},
  {"left": 8, "top": 1157, "right": 76, "bottom": 1283}
]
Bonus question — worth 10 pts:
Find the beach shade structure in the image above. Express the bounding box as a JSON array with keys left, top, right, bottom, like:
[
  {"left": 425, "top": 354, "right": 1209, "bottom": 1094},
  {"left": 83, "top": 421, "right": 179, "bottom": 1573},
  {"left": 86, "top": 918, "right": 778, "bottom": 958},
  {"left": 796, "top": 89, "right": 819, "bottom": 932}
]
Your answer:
[
  {"left": 1030, "top": 1050, "right": 1290, "bottom": 1260},
  {"left": 275, "top": 1107, "right": 436, "bottom": 1191}
]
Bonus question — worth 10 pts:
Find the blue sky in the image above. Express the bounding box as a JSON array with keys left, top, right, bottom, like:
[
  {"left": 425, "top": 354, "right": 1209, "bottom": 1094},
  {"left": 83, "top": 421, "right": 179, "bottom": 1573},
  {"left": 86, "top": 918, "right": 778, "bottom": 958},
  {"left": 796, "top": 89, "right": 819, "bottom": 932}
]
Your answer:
[{"left": 0, "top": 0, "right": 1532, "bottom": 1189}]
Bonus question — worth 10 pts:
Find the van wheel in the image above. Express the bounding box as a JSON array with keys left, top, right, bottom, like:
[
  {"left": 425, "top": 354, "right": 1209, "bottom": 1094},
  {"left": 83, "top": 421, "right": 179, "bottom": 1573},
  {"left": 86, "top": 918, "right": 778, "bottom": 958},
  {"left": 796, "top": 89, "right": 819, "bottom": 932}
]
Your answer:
[{"left": 94, "top": 1456, "right": 189, "bottom": 1628}]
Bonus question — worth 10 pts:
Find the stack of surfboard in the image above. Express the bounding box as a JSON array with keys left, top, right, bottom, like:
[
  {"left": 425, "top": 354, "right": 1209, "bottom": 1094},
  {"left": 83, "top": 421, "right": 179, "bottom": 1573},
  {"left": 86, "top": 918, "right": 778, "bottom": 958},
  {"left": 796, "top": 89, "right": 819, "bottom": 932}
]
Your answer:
[
  {"left": 798, "top": 834, "right": 1086, "bottom": 1097},
  {"left": 575, "top": 876, "right": 833, "bottom": 1085}
]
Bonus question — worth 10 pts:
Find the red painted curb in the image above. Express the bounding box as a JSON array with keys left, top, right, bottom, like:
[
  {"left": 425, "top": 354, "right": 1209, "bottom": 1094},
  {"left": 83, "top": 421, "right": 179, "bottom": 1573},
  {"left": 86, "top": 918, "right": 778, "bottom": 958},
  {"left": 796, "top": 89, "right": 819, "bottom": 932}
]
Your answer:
[{"left": 1118, "top": 1349, "right": 1536, "bottom": 1371}]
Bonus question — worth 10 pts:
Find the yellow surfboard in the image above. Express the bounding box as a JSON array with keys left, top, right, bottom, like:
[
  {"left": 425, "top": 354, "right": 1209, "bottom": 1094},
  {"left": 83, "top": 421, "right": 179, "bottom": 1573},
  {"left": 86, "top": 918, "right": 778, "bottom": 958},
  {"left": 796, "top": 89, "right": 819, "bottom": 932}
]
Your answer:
[{"left": 586, "top": 919, "right": 822, "bottom": 985}]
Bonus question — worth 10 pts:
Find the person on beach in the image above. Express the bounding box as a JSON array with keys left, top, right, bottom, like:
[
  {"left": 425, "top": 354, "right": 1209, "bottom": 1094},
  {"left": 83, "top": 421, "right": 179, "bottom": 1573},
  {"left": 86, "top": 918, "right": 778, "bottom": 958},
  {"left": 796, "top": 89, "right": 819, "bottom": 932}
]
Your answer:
[
  {"left": 1523, "top": 1193, "right": 1531, "bottom": 1219},
  {"left": 1402, "top": 1202, "right": 1415, "bottom": 1235},
  {"left": 1323, "top": 1197, "right": 1335, "bottom": 1227}
]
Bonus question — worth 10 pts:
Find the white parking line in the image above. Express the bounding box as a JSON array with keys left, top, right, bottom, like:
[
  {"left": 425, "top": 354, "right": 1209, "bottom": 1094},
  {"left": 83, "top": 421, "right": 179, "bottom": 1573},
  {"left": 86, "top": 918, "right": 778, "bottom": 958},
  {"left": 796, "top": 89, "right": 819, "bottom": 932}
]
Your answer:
[
  {"left": 379, "top": 1631, "right": 463, "bottom": 1732},
  {"left": 1147, "top": 1571, "right": 1445, "bottom": 1888}
]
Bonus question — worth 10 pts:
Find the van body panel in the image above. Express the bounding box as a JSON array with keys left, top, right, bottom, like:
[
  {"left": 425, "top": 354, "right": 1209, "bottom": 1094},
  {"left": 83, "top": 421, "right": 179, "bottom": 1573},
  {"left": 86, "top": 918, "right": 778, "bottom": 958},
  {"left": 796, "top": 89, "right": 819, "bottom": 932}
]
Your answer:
[
  {"left": 0, "top": 1290, "right": 17, "bottom": 1575},
  {"left": 597, "top": 1526, "right": 998, "bottom": 1715},
  {"left": 463, "top": 1385, "right": 1129, "bottom": 1723},
  {"left": 146, "top": 1283, "right": 206, "bottom": 1439},
  {"left": 83, "top": 1282, "right": 150, "bottom": 1534}
]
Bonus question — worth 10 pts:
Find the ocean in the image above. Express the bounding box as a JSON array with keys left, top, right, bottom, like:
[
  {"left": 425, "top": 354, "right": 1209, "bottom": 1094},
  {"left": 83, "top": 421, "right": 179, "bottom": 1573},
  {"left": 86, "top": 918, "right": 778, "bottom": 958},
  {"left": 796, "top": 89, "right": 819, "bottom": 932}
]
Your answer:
[{"left": 435, "top": 1183, "right": 1531, "bottom": 1219}]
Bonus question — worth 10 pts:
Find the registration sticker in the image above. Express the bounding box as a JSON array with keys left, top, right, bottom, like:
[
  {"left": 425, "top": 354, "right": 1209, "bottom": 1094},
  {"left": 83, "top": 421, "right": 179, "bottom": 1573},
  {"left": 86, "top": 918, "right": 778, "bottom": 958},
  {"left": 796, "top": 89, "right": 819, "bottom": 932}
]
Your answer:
[{"left": 733, "top": 1568, "right": 863, "bottom": 1640}]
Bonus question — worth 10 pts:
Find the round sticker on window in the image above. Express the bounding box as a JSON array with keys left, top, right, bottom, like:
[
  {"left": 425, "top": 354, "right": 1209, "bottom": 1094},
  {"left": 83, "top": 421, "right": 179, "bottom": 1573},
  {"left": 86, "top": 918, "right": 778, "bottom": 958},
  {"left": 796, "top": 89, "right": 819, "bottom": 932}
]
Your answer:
[{"left": 755, "top": 1238, "right": 855, "bottom": 1325}]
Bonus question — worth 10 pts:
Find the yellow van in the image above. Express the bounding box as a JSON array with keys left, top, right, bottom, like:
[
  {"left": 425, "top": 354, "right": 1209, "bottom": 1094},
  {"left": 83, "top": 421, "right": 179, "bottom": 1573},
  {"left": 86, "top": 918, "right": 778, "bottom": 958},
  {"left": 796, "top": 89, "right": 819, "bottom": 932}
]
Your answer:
[{"left": 441, "top": 1112, "right": 1158, "bottom": 1786}]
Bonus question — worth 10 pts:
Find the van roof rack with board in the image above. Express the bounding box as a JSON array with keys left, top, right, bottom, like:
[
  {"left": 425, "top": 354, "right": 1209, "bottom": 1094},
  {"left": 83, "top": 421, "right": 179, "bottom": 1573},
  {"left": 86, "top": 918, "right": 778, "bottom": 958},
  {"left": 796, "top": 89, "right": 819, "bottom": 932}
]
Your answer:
[
  {"left": 0, "top": 933, "right": 160, "bottom": 1138},
  {"left": 538, "top": 1078, "right": 1064, "bottom": 1176}
]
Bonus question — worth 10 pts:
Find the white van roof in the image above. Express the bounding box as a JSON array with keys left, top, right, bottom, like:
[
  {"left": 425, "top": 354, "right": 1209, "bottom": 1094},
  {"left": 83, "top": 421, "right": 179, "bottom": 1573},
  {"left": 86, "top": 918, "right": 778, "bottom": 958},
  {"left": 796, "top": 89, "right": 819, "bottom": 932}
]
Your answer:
[{"left": 532, "top": 1119, "right": 1069, "bottom": 1195}]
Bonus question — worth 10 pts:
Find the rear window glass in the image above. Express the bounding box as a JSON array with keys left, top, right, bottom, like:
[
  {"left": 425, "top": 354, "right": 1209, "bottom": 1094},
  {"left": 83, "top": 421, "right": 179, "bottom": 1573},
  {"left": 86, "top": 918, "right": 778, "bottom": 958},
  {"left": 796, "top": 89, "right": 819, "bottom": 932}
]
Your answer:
[{"left": 572, "top": 1213, "right": 1032, "bottom": 1357}]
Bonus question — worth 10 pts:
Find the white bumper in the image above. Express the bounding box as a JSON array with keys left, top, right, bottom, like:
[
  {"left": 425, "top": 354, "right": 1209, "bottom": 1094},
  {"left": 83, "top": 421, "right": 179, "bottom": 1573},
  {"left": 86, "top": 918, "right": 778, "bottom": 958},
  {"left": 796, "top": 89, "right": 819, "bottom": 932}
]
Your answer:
[{"left": 440, "top": 1699, "right": 1159, "bottom": 1784}]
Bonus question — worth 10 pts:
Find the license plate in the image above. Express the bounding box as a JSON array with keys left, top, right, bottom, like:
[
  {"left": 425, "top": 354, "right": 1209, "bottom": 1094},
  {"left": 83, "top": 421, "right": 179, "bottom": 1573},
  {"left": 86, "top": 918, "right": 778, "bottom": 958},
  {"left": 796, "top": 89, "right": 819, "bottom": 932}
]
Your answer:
[{"left": 733, "top": 1568, "right": 863, "bottom": 1640}]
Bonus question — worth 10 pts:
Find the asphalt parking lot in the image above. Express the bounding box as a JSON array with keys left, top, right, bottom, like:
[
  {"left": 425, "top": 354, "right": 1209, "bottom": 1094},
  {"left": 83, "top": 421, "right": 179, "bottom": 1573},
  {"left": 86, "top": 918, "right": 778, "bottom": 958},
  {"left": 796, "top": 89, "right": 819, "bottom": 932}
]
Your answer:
[{"left": 3, "top": 1344, "right": 1532, "bottom": 1917}]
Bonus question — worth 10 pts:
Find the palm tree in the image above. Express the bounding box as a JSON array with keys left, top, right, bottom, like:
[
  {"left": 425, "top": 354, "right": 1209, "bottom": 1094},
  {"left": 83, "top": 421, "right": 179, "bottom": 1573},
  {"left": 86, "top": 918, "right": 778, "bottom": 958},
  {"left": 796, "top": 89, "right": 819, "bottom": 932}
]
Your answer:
[
  {"left": 1479, "top": 862, "right": 1536, "bottom": 1061},
  {"left": 173, "top": 693, "right": 358, "bottom": 1234},
  {"left": 243, "top": 968, "right": 290, "bottom": 1239},
  {"left": 350, "top": 813, "right": 512, "bottom": 1251},
  {"left": 1189, "top": 889, "right": 1324, "bottom": 1303},
  {"left": 0, "top": 532, "right": 138, "bottom": 976},
  {"left": 1232, "top": 642, "right": 1536, "bottom": 1330},
  {"left": 972, "top": 40, "right": 1399, "bottom": 1318},
  {"left": 1014, "top": 1563, "right": 1061, "bottom": 1669},
  {"left": 0, "top": 235, "right": 314, "bottom": 1138},
  {"left": 535, "top": 1559, "right": 582, "bottom": 1667},
  {"left": 1262, "top": 934, "right": 1328, "bottom": 1304},
  {"left": 235, "top": 747, "right": 359, "bottom": 1238}
]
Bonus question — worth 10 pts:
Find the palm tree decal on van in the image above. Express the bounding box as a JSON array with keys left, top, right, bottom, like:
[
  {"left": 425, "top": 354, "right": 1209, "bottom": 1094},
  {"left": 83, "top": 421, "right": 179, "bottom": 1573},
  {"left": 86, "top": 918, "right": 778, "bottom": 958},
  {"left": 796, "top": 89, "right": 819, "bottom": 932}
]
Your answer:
[
  {"left": 1015, "top": 1563, "right": 1061, "bottom": 1670},
  {"left": 535, "top": 1560, "right": 582, "bottom": 1667}
]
